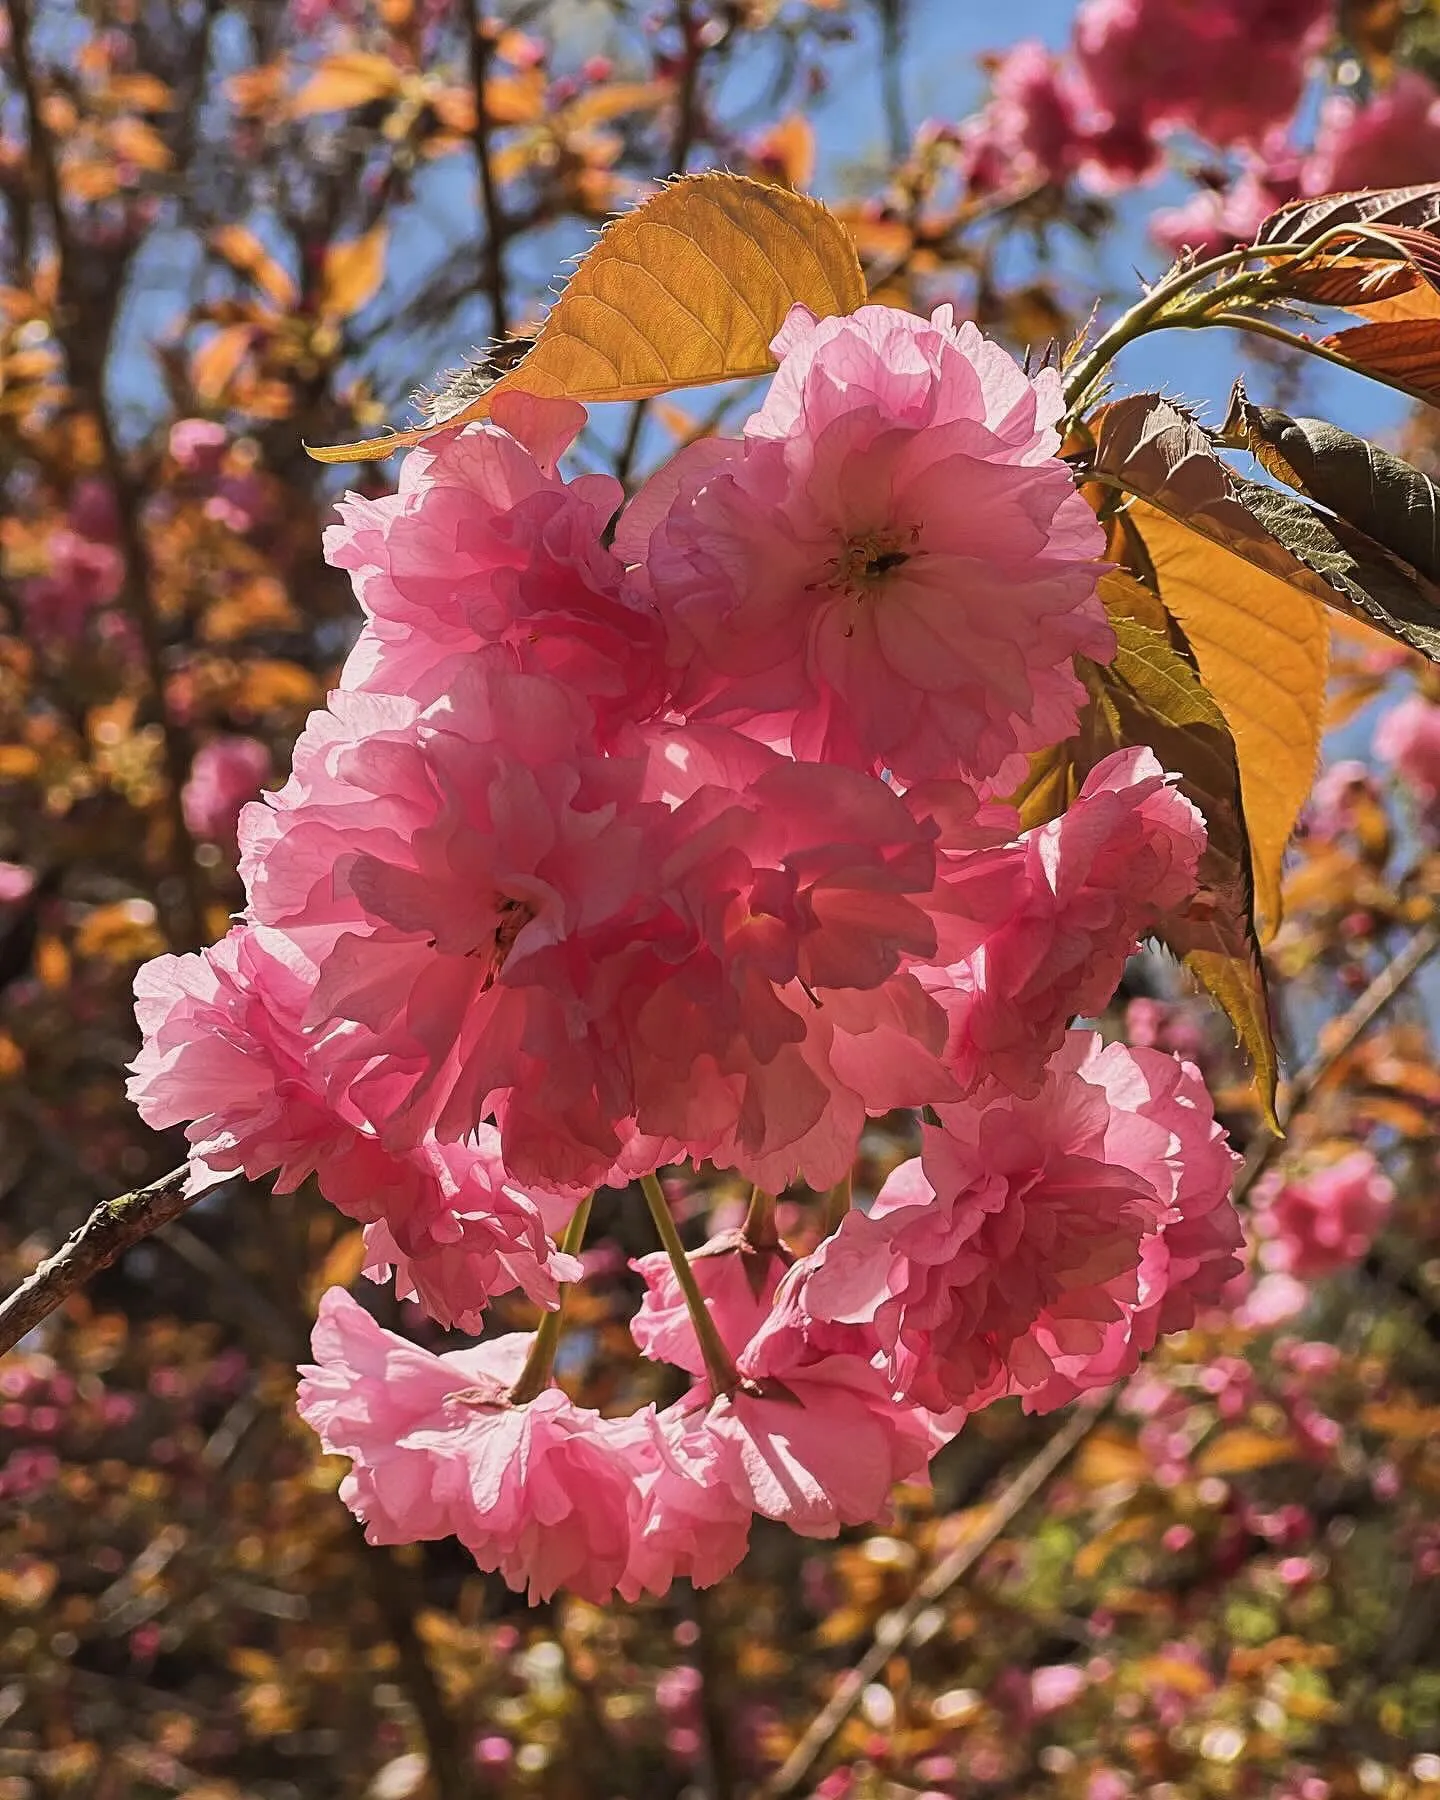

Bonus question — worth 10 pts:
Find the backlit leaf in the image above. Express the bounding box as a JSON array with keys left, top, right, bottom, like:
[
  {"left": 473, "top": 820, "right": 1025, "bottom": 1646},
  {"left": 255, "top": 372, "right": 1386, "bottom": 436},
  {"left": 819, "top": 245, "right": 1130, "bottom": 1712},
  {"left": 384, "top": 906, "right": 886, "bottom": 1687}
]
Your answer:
[
  {"left": 1089, "top": 395, "right": 1330, "bottom": 939},
  {"left": 1251, "top": 185, "right": 1440, "bottom": 309},
  {"left": 211, "top": 225, "right": 299, "bottom": 309},
  {"left": 1319, "top": 318, "right": 1440, "bottom": 407},
  {"left": 1017, "top": 608, "right": 1278, "bottom": 1126},
  {"left": 1195, "top": 1429, "right": 1301, "bottom": 1476},
  {"left": 319, "top": 225, "right": 388, "bottom": 321},
  {"left": 308, "top": 171, "right": 865, "bottom": 462},
  {"left": 1256, "top": 182, "right": 1440, "bottom": 253},
  {"left": 1220, "top": 386, "right": 1440, "bottom": 662},
  {"left": 291, "top": 52, "right": 405, "bottom": 117}
]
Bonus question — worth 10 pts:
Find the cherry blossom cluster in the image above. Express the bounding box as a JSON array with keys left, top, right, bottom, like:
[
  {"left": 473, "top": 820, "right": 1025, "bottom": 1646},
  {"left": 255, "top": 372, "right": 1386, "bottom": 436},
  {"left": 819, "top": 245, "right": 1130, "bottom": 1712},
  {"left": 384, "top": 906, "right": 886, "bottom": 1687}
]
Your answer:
[
  {"left": 128, "top": 303, "right": 1244, "bottom": 1601},
  {"left": 964, "top": 0, "right": 1440, "bottom": 263}
]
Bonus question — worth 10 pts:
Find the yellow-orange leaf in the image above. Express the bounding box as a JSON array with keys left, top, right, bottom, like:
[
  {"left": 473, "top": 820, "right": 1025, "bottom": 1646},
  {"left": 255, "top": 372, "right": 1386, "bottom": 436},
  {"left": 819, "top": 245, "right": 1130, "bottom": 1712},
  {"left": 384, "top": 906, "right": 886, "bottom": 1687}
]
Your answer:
[
  {"left": 191, "top": 325, "right": 255, "bottom": 404},
  {"left": 1075, "top": 1431, "right": 1151, "bottom": 1489},
  {"left": 1195, "top": 1428, "right": 1301, "bottom": 1476},
  {"left": 107, "top": 116, "right": 172, "bottom": 171},
  {"left": 482, "top": 70, "right": 547, "bottom": 125},
  {"left": 1129, "top": 499, "right": 1328, "bottom": 937},
  {"left": 1090, "top": 396, "right": 1331, "bottom": 939},
  {"left": 291, "top": 52, "right": 405, "bottom": 117},
  {"left": 308, "top": 170, "right": 865, "bottom": 463},
  {"left": 561, "top": 80, "right": 672, "bottom": 129},
  {"left": 755, "top": 113, "right": 817, "bottom": 190},
  {"left": 212, "top": 225, "right": 299, "bottom": 309},
  {"left": 105, "top": 73, "right": 175, "bottom": 111},
  {"left": 319, "top": 225, "right": 388, "bottom": 321},
  {"left": 306, "top": 1229, "right": 368, "bottom": 1307}
]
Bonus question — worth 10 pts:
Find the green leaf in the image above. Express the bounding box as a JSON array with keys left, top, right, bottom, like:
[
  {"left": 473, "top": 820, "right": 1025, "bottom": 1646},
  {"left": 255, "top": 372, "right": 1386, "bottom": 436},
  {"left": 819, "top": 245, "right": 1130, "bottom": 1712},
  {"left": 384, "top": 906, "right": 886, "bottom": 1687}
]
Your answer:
[{"left": 1019, "top": 612, "right": 1279, "bottom": 1129}]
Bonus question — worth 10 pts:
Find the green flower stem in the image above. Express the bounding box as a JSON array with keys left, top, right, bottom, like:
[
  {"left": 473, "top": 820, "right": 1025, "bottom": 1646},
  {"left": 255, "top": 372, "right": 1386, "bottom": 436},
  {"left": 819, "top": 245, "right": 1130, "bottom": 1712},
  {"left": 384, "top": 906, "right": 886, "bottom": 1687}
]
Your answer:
[
  {"left": 508, "top": 1194, "right": 593, "bottom": 1406},
  {"left": 640, "top": 1171, "right": 740, "bottom": 1395},
  {"left": 1195, "top": 311, "right": 1440, "bottom": 413},
  {"left": 1059, "top": 231, "right": 1363, "bottom": 422},
  {"left": 741, "top": 1183, "right": 779, "bottom": 1248},
  {"left": 821, "top": 1170, "right": 852, "bottom": 1235}
]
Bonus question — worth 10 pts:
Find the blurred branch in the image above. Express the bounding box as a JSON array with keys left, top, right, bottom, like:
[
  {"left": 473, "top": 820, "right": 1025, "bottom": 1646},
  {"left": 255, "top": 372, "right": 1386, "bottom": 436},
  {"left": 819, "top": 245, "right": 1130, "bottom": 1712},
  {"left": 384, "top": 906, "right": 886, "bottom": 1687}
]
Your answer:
[
  {"left": 0, "top": 1166, "right": 195, "bottom": 1357},
  {"left": 7, "top": 0, "right": 204, "bottom": 951},
  {"left": 672, "top": 0, "right": 703, "bottom": 175},
  {"left": 1234, "top": 913, "right": 1440, "bottom": 1205},
  {"left": 364, "top": 1541, "right": 476, "bottom": 1800},
  {"left": 464, "top": 0, "right": 511, "bottom": 339},
  {"left": 763, "top": 1390, "right": 1110, "bottom": 1797},
  {"left": 873, "top": 0, "right": 910, "bottom": 168},
  {"left": 691, "top": 1584, "right": 738, "bottom": 1800}
]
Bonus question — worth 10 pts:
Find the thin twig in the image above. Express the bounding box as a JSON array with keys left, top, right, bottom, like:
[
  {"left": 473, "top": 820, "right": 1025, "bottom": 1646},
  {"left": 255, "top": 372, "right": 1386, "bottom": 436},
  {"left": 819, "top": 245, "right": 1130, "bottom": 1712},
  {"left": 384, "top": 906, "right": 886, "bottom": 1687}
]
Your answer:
[
  {"left": 0, "top": 1167, "right": 195, "bottom": 1356},
  {"left": 614, "top": 398, "right": 650, "bottom": 489},
  {"left": 8, "top": 0, "right": 203, "bottom": 950},
  {"left": 364, "top": 1539, "right": 476, "bottom": 1799},
  {"left": 874, "top": 0, "right": 909, "bottom": 168},
  {"left": 465, "top": 0, "right": 510, "bottom": 340},
  {"left": 670, "top": 0, "right": 703, "bottom": 176},
  {"left": 690, "top": 1584, "right": 738, "bottom": 1800},
  {"left": 1234, "top": 916, "right": 1440, "bottom": 1205},
  {"left": 763, "top": 1392, "right": 1109, "bottom": 1797}
]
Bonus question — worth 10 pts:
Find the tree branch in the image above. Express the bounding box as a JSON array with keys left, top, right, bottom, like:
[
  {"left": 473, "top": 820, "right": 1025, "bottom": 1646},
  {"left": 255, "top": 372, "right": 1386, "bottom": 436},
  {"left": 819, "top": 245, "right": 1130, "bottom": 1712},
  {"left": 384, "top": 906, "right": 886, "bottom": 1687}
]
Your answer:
[
  {"left": 763, "top": 1391, "right": 1109, "bottom": 1797},
  {"left": 363, "top": 1540, "right": 475, "bottom": 1798},
  {"left": 464, "top": 0, "right": 510, "bottom": 341},
  {"left": 671, "top": 0, "right": 703, "bottom": 176},
  {"left": 0, "top": 1167, "right": 196, "bottom": 1357},
  {"left": 8, "top": 0, "right": 204, "bottom": 951},
  {"left": 1234, "top": 915, "right": 1440, "bottom": 1205}
]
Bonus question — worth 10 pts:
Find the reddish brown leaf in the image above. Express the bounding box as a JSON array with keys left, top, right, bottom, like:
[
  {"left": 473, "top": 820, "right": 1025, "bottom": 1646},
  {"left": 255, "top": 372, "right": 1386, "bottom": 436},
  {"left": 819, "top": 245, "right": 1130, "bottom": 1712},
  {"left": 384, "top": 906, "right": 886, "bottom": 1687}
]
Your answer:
[{"left": 1319, "top": 318, "right": 1440, "bottom": 406}]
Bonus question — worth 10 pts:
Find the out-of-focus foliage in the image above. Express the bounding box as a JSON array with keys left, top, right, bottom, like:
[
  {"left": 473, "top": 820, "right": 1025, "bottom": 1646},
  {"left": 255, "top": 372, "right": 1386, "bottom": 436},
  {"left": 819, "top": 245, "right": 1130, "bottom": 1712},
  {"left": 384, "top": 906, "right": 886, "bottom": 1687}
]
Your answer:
[{"left": 1, "top": 2, "right": 1440, "bottom": 1796}]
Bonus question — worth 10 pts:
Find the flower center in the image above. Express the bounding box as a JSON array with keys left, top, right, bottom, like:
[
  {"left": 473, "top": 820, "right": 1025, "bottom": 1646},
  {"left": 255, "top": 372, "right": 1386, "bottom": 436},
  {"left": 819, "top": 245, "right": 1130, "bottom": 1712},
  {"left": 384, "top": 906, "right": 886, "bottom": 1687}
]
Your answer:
[
  {"left": 470, "top": 895, "right": 534, "bottom": 989},
  {"left": 829, "top": 527, "right": 916, "bottom": 598}
]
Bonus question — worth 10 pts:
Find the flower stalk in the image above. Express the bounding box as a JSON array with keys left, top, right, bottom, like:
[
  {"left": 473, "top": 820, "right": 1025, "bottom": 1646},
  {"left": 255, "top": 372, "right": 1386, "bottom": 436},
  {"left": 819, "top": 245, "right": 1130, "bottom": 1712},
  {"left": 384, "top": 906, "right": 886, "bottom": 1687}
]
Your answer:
[
  {"left": 741, "top": 1183, "right": 779, "bottom": 1249},
  {"left": 508, "top": 1194, "right": 593, "bottom": 1405},
  {"left": 640, "top": 1171, "right": 741, "bottom": 1394}
]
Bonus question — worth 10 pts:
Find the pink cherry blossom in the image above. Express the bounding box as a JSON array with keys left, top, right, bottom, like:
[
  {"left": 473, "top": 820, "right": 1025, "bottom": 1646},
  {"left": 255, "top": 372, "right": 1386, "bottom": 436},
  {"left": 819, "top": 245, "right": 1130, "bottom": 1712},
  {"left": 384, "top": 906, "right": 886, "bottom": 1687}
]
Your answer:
[
  {"left": 129, "top": 922, "right": 350, "bottom": 1194},
  {"left": 356, "top": 1144, "right": 583, "bottom": 1332},
  {"left": 1021, "top": 1036, "right": 1243, "bottom": 1408},
  {"left": 1374, "top": 692, "right": 1440, "bottom": 811},
  {"left": 21, "top": 528, "right": 124, "bottom": 646},
  {"left": 128, "top": 923, "right": 579, "bottom": 1320},
  {"left": 619, "top": 303, "right": 1112, "bottom": 785},
  {"left": 631, "top": 1228, "right": 793, "bottom": 1374},
  {"left": 1305, "top": 71, "right": 1440, "bottom": 199},
  {"left": 181, "top": 735, "right": 272, "bottom": 843},
  {"left": 918, "top": 746, "right": 1206, "bottom": 1097},
  {"left": 1075, "top": 0, "right": 1328, "bottom": 152},
  {"left": 298, "top": 1289, "right": 639, "bottom": 1603},
  {"left": 241, "top": 658, "right": 676, "bottom": 1187},
  {"left": 620, "top": 1408, "right": 755, "bottom": 1597},
  {"left": 1306, "top": 759, "right": 1384, "bottom": 841},
  {"left": 169, "top": 417, "right": 229, "bottom": 478},
  {"left": 1255, "top": 1151, "right": 1394, "bottom": 1279},
  {"left": 1150, "top": 150, "right": 1304, "bottom": 261},
  {"left": 326, "top": 391, "right": 665, "bottom": 736},
  {"left": 803, "top": 1031, "right": 1238, "bottom": 1413},
  {"left": 964, "top": 42, "right": 1088, "bottom": 189},
  {"left": 620, "top": 734, "right": 955, "bottom": 1189},
  {"left": 0, "top": 861, "right": 35, "bottom": 904}
]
